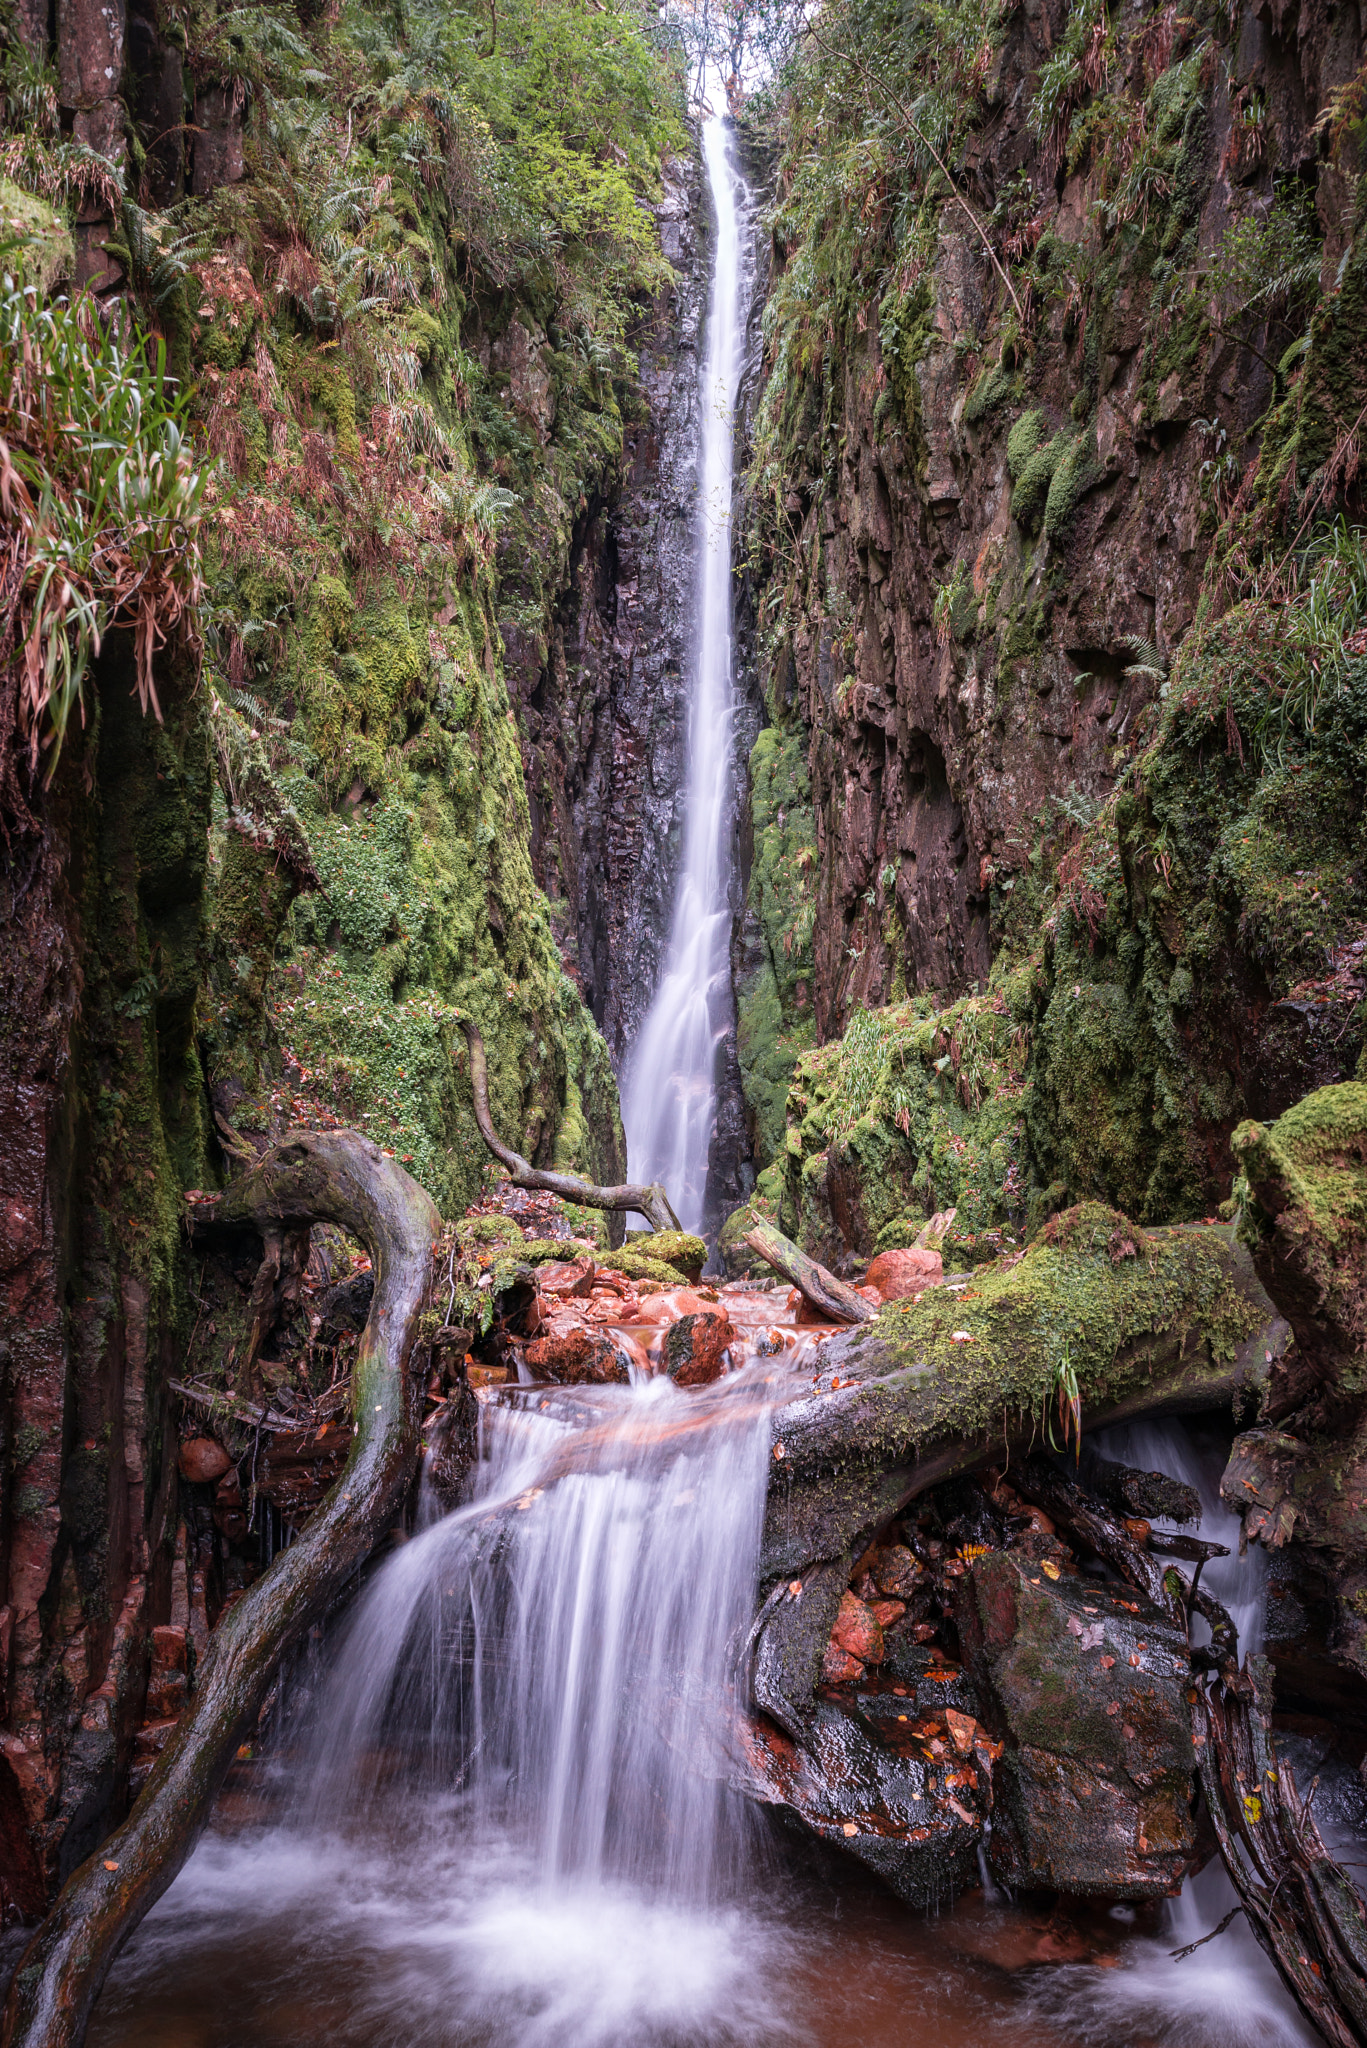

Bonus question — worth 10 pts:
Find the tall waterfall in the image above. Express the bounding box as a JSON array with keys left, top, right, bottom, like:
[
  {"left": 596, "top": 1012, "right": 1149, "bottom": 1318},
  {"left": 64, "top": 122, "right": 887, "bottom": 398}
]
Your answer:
[{"left": 621, "top": 119, "right": 750, "bottom": 1233}]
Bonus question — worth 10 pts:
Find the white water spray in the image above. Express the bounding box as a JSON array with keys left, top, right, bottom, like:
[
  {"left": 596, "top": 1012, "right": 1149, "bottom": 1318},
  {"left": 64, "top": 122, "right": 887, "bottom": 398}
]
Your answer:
[{"left": 621, "top": 119, "right": 751, "bottom": 1232}]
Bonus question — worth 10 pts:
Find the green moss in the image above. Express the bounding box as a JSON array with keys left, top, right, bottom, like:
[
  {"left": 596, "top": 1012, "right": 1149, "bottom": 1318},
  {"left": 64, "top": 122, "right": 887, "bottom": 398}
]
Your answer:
[
  {"left": 844, "top": 1208, "right": 1265, "bottom": 1450},
  {"left": 1043, "top": 429, "right": 1103, "bottom": 546},
  {"left": 737, "top": 724, "right": 819, "bottom": 1167},
  {"left": 0, "top": 178, "right": 73, "bottom": 292},
  {"left": 1007, "top": 409, "right": 1048, "bottom": 480},
  {"left": 1012, "top": 430, "right": 1067, "bottom": 533}
]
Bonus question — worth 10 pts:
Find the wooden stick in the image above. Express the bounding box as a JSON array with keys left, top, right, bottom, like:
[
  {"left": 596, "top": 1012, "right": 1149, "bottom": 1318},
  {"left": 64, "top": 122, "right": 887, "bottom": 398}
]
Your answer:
[
  {"left": 455, "top": 1013, "right": 683, "bottom": 1233},
  {"left": 741, "top": 1218, "right": 877, "bottom": 1325}
]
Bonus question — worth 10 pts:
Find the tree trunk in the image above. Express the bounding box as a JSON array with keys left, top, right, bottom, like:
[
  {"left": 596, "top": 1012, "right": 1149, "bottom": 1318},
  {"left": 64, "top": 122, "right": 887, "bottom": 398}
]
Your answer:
[
  {"left": 0, "top": 1130, "right": 439, "bottom": 2048},
  {"left": 741, "top": 1218, "right": 876, "bottom": 1323}
]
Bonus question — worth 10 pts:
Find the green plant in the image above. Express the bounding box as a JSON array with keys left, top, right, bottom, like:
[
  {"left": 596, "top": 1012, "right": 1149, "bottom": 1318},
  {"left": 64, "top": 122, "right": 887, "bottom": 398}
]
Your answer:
[
  {"left": 0, "top": 280, "right": 206, "bottom": 784},
  {"left": 1044, "top": 1337, "right": 1082, "bottom": 1459}
]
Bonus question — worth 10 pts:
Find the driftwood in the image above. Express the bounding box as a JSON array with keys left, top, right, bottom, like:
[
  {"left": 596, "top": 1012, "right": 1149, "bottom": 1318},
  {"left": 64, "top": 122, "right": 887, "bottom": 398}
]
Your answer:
[
  {"left": 741, "top": 1217, "right": 877, "bottom": 1324},
  {"left": 0, "top": 1130, "right": 439, "bottom": 2048},
  {"left": 1009, "top": 1453, "right": 1185, "bottom": 1616},
  {"left": 455, "top": 1013, "right": 682, "bottom": 1232},
  {"left": 1194, "top": 1656, "right": 1367, "bottom": 2047}
]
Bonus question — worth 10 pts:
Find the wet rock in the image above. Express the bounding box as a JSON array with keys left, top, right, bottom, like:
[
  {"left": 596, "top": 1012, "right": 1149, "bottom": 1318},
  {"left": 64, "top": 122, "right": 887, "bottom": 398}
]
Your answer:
[
  {"left": 864, "top": 1248, "right": 944, "bottom": 1299},
  {"left": 743, "top": 1680, "right": 988, "bottom": 1908},
  {"left": 178, "top": 1437, "right": 231, "bottom": 1484},
  {"left": 524, "top": 1327, "right": 632, "bottom": 1384},
  {"left": 831, "top": 1590, "right": 884, "bottom": 1664},
  {"left": 956, "top": 1551, "right": 1196, "bottom": 1898},
  {"left": 212, "top": 1465, "right": 247, "bottom": 1542},
  {"left": 872, "top": 1545, "right": 923, "bottom": 1599},
  {"left": 662, "top": 1310, "right": 734, "bottom": 1386},
  {"left": 145, "top": 1625, "right": 191, "bottom": 1722}
]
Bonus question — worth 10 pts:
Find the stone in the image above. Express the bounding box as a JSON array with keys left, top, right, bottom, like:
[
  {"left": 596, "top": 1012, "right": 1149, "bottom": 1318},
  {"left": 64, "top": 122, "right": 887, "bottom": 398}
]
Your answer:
[
  {"left": 178, "top": 1437, "right": 231, "bottom": 1484},
  {"left": 864, "top": 1247, "right": 944, "bottom": 1299},
  {"left": 873, "top": 1544, "right": 922, "bottom": 1599},
  {"left": 830, "top": 1590, "right": 884, "bottom": 1665},
  {"left": 523, "top": 1327, "right": 631, "bottom": 1384},
  {"left": 955, "top": 1551, "right": 1196, "bottom": 1898},
  {"left": 662, "top": 1310, "right": 734, "bottom": 1386}
]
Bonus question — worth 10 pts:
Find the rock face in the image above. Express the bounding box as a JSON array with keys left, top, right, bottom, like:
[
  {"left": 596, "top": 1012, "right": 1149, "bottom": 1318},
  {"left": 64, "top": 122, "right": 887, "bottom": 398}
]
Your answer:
[{"left": 729, "top": 0, "right": 1367, "bottom": 1256}]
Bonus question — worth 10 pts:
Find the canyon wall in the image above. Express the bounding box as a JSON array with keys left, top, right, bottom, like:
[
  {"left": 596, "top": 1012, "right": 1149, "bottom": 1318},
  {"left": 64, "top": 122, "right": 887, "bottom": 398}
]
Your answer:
[{"left": 729, "top": 0, "right": 1367, "bottom": 1265}]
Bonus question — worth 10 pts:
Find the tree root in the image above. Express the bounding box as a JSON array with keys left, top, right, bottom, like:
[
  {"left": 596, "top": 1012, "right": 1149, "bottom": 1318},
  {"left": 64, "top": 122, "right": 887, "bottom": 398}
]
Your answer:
[
  {"left": 0, "top": 1129, "right": 439, "bottom": 2048},
  {"left": 455, "top": 1013, "right": 682, "bottom": 1231},
  {"left": 1195, "top": 1655, "right": 1367, "bottom": 2047}
]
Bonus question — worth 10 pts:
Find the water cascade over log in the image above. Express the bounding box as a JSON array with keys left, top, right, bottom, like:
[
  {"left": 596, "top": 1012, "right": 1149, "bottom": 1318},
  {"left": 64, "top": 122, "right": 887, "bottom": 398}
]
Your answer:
[{"left": 0, "top": 1132, "right": 439, "bottom": 2048}]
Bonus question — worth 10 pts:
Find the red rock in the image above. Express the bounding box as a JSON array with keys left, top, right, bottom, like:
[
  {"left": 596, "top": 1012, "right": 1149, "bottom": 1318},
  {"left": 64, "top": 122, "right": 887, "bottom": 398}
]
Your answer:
[
  {"left": 870, "top": 1599, "right": 906, "bottom": 1628},
  {"left": 865, "top": 1248, "right": 944, "bottom": 1300},
  {"left": 524, "top": 1328, "right": 630, "bottom": 1384},
  {"left": 663, "top": 1310, "right": 734, "bottom": 1386},
  {"left": 178, "top": 1436, "right": 231, "bottom": 1483},
  {"left": 820, "top": 1642, "right": 864, "bottom": 1684},
  {"left": 791, "top": 1295, "right": 838, "bottom": 1327},
  {"left": 831, "top": 1590, "right": 884, "bottom": 1664},
  {"left": 873, "top": 1544, "right": 922, "bottom": 1598}
]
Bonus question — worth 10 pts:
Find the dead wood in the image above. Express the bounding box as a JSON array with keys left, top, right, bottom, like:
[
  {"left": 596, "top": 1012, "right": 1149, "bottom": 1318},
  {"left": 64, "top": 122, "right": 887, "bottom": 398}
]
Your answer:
[
  {"left": 741, "top": 1218, "right": 877, "bottom": 1324},
  {"left": 455, "top": 1013, "right": 682, "bottom": 1231},
  {"left": 1195, "top": 1656, "right": 1367, "bottom": 2047},
  {"left": 0, "top": 1129, "right": 439, "bottom": 2048}
]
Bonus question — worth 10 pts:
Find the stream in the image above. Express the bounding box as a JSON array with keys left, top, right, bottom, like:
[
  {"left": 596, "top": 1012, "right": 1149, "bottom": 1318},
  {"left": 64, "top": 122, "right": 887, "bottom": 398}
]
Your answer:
[{"left": 86, "top": 1375, "right": 1348, "bottom": 2048}]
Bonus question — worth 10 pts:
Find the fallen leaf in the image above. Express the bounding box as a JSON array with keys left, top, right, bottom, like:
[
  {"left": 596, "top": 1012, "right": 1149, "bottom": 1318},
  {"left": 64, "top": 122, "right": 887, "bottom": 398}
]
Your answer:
[
  {"left": 1041, "top": 1560, "right": 1060, "bottom": 1580},
  {"left": 103, "top": 1860, "right": 119, "bottom": 1872},
  {"left": 842, "top": 1821, "right": 859, "bottom": 1838},
  {"left": 1100, "top": 1654, "right": 1116, "bottom": 1669}
]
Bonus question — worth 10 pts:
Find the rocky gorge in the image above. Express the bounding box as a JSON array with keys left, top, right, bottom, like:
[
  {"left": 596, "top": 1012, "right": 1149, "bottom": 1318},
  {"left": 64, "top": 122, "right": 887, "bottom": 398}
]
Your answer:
[{"left": 1, "top": 0, "right": 1366, "bottom": 2035}]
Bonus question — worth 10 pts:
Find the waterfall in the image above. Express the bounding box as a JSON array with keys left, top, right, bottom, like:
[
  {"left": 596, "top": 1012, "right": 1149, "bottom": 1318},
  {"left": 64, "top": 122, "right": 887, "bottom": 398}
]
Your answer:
[
  {"left": 620, "top": 118, "right": 750, "bottom": 1234},
  {"left": 306, "top": 1374, "right": 775, "bottom": 1906}
]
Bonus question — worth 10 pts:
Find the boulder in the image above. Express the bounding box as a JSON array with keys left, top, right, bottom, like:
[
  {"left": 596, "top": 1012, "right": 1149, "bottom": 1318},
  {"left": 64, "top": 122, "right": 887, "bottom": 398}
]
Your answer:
[
  {"left": 524, "top": 1327, "right": 632, "bottom": 1384},
  {"left": 662, "top": 1310, "right": 734, "bottom": 1386},
  {"left": 955, "top": 1551, "right": 1196, "bottom": 1898},
  {"left": 865, "top": 1247, "right": 944, "bottom": 1299}
]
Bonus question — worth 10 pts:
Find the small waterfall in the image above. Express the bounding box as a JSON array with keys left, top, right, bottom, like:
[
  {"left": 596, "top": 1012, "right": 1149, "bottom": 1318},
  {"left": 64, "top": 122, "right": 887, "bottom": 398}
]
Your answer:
[
  {"left": 1030, "top": 1416, "right": 1316, "bottom": 2048},
  {"left": 621, "top": 118, "right": 751, "bottom": 1233},
  {"left": 307, "top": 1374, "right": 775, "bottom": 1907}
]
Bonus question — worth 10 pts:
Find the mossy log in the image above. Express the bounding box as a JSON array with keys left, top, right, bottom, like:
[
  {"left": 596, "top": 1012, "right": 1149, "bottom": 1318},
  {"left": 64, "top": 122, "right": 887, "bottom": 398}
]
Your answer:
[
  {"left": 759, "top": 1208, "right": 1289, "bottom": 1582},
  {"left": 456, "top": 1013, "right": 683, "bottom": 1232},
  {"left": 741, "top": 1218, "right": 876, "bottom": 1323},
  {"left": 0, "top": 1130, "right": 439, "bottom": 2048}
]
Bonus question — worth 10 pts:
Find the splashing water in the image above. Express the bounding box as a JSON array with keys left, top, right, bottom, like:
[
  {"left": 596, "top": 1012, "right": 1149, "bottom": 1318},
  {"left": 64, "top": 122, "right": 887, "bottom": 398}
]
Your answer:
[{"left": 620, "top": 119, "right": 751, "bottom": 1232}]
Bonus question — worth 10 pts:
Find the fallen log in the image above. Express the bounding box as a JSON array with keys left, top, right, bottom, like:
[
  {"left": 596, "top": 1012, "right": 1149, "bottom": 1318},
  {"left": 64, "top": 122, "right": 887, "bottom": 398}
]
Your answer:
[
  {"left": 0, "top": 1130, "right": 439, "bottom": 2048},
  {"left": 758, "top": 1209, "right": 1291, "bottom": 1582},
  {"left": 741, "top": 1218, "right": 876, "bottom": 1325},
  {"left": 1195, "top": 1655, "right": 1367, "bottom": 2047},
  {"left": 455, "top": 1013, "right": 682, "bottom": 1232}
]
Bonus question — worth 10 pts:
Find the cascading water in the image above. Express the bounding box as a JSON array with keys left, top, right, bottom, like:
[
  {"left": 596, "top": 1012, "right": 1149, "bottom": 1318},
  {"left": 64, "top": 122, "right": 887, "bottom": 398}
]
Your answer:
[{"left": 620, "top": 119, "right": 751, "bottom": 1233}]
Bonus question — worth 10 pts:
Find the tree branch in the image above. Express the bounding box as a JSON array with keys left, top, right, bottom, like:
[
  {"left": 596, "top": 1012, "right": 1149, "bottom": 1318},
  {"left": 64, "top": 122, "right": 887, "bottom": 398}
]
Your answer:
[
  {"left": 455, "top": 1012, "right": 683, "bottom": 1232},
  {"left": 0, "top": 1130, "right": 439, "bottom": 2048}
]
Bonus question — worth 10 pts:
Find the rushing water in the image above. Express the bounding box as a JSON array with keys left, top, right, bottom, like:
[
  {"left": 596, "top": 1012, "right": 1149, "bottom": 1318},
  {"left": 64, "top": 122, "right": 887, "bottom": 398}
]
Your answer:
[{"left": 620, "top": 118, "right": 750, "bottom": 1233}]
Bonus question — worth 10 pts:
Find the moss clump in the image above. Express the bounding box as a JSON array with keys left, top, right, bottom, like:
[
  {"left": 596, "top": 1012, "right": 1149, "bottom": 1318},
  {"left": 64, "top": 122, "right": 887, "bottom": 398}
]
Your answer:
[
  {"left": 632, "top": 1230, "right": 706, "bottom": 1280},
  {"left": 1011, "top": 429, "right": 1067, "bottom": 533},
  {"left": 1043, "top": 429, "right": 1103, "bottom": 546},
  {"left": 1007, "top": 409, "right": 1048, "bottom": 480},
  {"left": 0, "top": 179, "right": 72, "bottom": 292}
]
